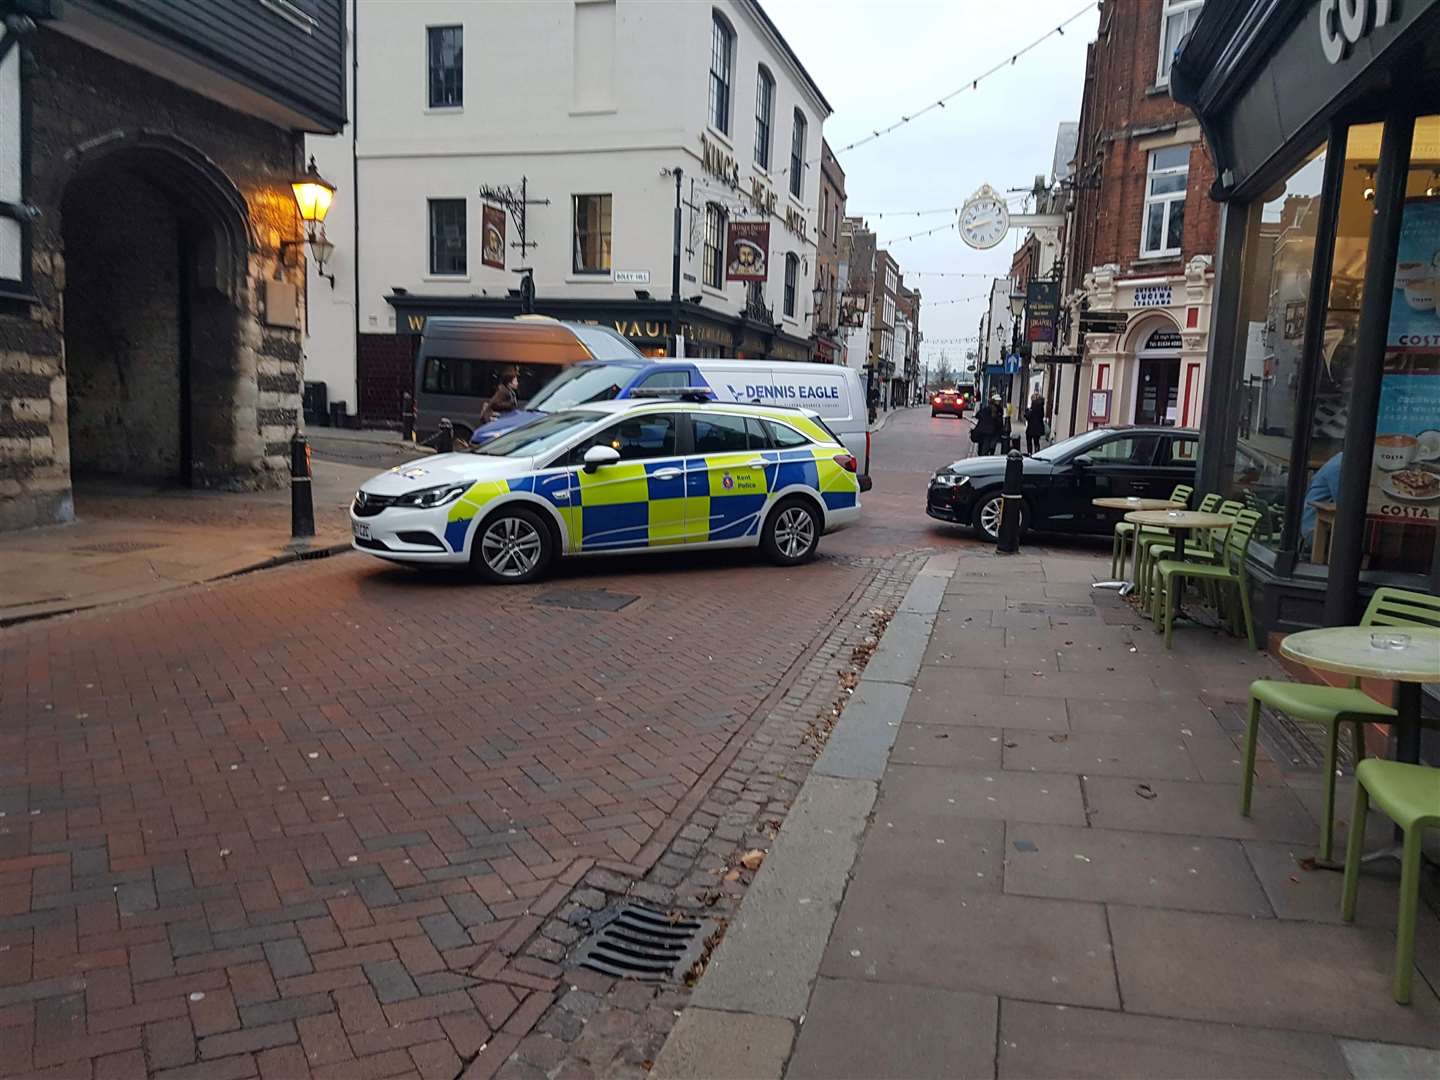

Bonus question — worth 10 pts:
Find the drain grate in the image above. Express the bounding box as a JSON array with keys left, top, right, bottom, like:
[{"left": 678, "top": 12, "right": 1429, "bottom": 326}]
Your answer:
[
  {"left": 573, "top": 903, "right": 715, "bottom": 981},
  {"left": 72, "top": 541, "right": 165, "bottom": 555},
  {"left": 533, "top": 588, "right": 638, "bottom": 612}
]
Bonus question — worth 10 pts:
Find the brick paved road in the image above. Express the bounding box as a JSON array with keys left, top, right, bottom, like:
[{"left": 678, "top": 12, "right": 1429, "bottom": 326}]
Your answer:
[{"left": 0, "top": 408, "right": 993, "bottom": 1080}]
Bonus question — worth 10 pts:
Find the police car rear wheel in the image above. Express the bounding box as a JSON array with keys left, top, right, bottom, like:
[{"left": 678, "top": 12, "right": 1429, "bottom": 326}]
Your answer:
[
  {"left": 472, "top": 508, "right": 551, "bottom": 584},
  {"left": 762, "top": 498, "right": 820, "bottom": 565}
]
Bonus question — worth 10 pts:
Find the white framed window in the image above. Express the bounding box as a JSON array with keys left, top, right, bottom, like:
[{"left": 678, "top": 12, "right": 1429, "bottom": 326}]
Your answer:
[
  {"left": 572, "top": 193, "right": 612, "bottom": 274},
  {"left": 789, "top": 109, "right": 806, "bottom": 198},
  {"left": 427, "top": 25, "right": 463, "bottom": 108},
  {"left": 428, "top": 198, "right": 467, "bottom": 275},
  {"left": 703, "top": 203, "right": 726, "bottom": 288},
  {"left": 708, "top": 11, "right": 734, "bottom": 135},
  {"left": 1157, "top": 0, "right": 1203, "bottom": 86},
  {"left": 1141, "top": 145, "right": 1189, "bottom": 257},
  {"left": 754, "top": 66, "right": 774, "bottom": 169},
  {"left": 783, "top": 253, "right": 798, "bottom": 317}
]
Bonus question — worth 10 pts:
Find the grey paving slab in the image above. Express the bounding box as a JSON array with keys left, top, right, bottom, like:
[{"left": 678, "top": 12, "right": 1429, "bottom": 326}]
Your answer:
[
  {"left": 651, "top": 1008, "right": 793, "bottom": 1080},
  {"left": 911, "top": 663, "right": 1007, "bottom": 699},
  {"left": 1065, "top": 696, "right": 1226, "bottom": 736},
  {"left": 904, "top": 674, "right": 1066, "bottom": 731},
  {"left": 923, "top": 631, "right": 1056, "bottom": 671},
  {"left": 1341, "top": 1039, "right": 1440, "bottom": 1080},
  {"left": 690, "top": 775, "right": 874, "bottom": 1021},
  {"left": 1002, "top": 823, "right": 1272, "bottom": 916},
  {"left": 1183, "top": 732, "right": 1284, "bottom": 785},
  {"left": 890, "top": 722, "right": 1003, "bottom": 769},
  {"left": 1242, "top": 840, "right": 1399, "bottom": 927},
  {"left": 1084, "top": 776, "right": 1316, "bottom": 843},
  {"left": 1004, "top": 668, "right": 1163, "bottom": 701},
  {"left": 1108, "top": 904, "right": 1440, "bottom": 1046},
  {"left": 788, "top": 977, "right": 997, "bottom": 1080},
  {"left": 855, "top": 811, "right": 1005, "bottom": 896},
  {"left": 813, "top": 680, "right": 909, "bottom": 782},
  {"left": 988, "top": 609, "right": 1056, "bottom": 631},
  {"left": 998, "top": 1000, "right": 1351, "bottom": 1079},
  {"left": 881, "top": 762, "right": 1086, "bottom": 826},
  {"left": 861, "top": 612, "right": 934, "bottom": 686},
  {"left": 820, "top": 880, "right": 1119, "bottom": 1008},
  {"left": 1053, "top": 639, "right": 1160, "bottom": 673},
  {"left": 898, "top": 573, "right": 947, "bottom": 615},
  {"left": 1002, "top": 730, "right": 1200, "bottom": 781}
]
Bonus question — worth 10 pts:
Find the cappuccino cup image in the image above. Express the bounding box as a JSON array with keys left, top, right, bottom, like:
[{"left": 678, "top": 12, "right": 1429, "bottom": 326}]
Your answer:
[
  {"left": 1395, "top": 261, "right": 1426, "bottom": 287},
  {"left": 1403, "top": 278, "right": 1438, "bottom": 311},
  {"left": 1374, "top": 434, "right": 1419, "bottom": 471}
]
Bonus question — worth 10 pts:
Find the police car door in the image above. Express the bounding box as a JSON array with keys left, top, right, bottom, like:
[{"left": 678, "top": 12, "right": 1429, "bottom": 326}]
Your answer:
[
  {"left": 688, "top": 413, "right": 770, "bottom": 543},
  {"left": 568, "top": 412, "right": 688, "bottom": 551}
]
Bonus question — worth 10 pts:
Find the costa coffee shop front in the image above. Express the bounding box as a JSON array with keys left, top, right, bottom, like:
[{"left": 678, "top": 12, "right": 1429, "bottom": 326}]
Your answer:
[{"left": 1171, "top": 0, "right": 1440, "bottom": 633}]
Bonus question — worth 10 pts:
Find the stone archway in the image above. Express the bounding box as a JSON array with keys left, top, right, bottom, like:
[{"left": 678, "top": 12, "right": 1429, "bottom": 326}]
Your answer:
[
  {"left": 57, "top": 131, "right": 256, "bottom": 487},
  {"left": 1121, "top": 312, "right": 1184, "bottom": 426}
]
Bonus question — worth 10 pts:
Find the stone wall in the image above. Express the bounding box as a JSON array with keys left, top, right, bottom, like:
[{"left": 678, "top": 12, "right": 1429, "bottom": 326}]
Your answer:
[{"left": 0, "top": 27, "right": 308, "bottom": 531}]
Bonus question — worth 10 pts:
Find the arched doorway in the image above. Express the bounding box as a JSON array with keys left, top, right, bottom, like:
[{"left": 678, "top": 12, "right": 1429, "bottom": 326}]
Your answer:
[
  {"left": 1125, "top": 314, "right": 1183, "bottom": 426},
  {"left": 59, "top": 133, "right": 251, "bottom": 487}
]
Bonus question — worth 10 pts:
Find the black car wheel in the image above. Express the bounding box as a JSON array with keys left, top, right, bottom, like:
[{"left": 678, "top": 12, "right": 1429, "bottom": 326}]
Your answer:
[
  {"left": 761, "top": 497, "right": 821, "bottom": 565},
  {"left": 470, "top": 506, "right": 553, "bottom": 584},
  {"left": 973, "top": 490, "right": 1026, "bottom": 543}
]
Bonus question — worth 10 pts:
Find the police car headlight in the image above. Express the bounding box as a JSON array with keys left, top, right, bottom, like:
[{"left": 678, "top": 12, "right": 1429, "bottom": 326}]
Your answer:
[
  {"left": 930, "top": 472, "right": 968, "bottom": 488},
  {"left": 395, "top": 482, "right": 471, "bottom": 509}
]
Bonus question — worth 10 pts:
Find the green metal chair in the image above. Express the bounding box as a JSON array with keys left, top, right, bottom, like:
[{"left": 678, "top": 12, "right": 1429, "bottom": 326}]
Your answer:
[
  {"left": 1342, "top": 759, "right": 1440, "bottom": 1004},
  {"left": 1242, "top": 587, "right": 1440, "bottom": 863},
  {"left": 1150, "top": 510, "right": 1259, "bottom": 649},
  {"left": 1140, "top": 499, "right": 1241, "bottom": 609},
  {"left": 1120, "top": 483, "right": 1193, "bottom": 588}
]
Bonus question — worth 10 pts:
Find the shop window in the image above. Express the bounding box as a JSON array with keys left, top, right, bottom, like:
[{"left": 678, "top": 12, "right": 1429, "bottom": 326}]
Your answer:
[
  {"left": 572, "top": 194, "right": 612, "bottom": 274},
  {"left": 427, "top": 26, "right": 463, "bottom": 109},
  {"left": 790, "top": 110, "right": 806, "bottom": 199},
  {"left": 783, "top": 253, "right": 798, "bottom": 317},
  {"left": 1156, "top": 0, "right": 1202, "bottom": 86},
  {"left": 428, "top": 198, "right": 466, "bottom": 276},
  {"left": 703, "top": 203, "right": 726, "bottom": 289},
  {"left": 1231, "top": 142, "right": 1329, "bottom": 551},
  {"left": 755, "top": 67, "right": 774, "bottom": 170},
  {"left": 709, "top": 12, "right": 734, "bottom": 135},
  {"left": 1141, "top": 146, "right": 1189, "bottom": 257}
]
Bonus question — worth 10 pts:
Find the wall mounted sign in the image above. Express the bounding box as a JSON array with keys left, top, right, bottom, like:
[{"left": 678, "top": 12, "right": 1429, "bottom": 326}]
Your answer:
[
  {"left": 1025, "top": 280, "right": 1060, "bottom": 344},
  {"left": 1143, "top": 328, "right": 1182, "bottom": 352},
  {"left": 700, "top": 134, "right": 741, "bottom": 188},
  {"left": 1089, "top": 388, "right": 1112, "bottom": 425},
  {"left": 726, "top": 220, "right": 770, "bottom": 283},
  {"left": 1319, "top": 0, "right": 1395, "bottom": 65},
  {"left": 481, "top": 204, "right": 506, "bottom": 269},
  {"left": 1283, "top": 299, "right": 1307, "bottom": 339},
  {"left": 1132, "top": 285, "right": 1173, "bottom": 308},
  {"left": 613, "top": 270, "right": 650, "bottom": 285}
]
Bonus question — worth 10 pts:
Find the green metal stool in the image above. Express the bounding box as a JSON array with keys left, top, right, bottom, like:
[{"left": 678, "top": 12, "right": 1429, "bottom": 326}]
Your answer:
[{"left": 1341, "top": 759, "right": 1440, "bottom": 1004}]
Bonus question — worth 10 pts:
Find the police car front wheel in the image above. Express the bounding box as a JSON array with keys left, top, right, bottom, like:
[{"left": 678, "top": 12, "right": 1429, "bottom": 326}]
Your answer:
[
  {"left": 471, "top": 507, "right": 553, "bottom": 584},
  {"left": 761, "top": 497, "right": 821, "bottom": 566}
]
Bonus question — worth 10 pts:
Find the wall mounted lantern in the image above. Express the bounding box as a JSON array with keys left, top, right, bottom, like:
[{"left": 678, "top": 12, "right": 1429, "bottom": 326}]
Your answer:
[{"left": 281, "top": 155, "right": 337, "bottom": 287}]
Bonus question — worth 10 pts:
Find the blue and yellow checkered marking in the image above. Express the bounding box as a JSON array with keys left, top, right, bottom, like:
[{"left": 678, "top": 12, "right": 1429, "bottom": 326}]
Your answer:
[{"left": 437, "top": 436, "right": 859, "bottom": 556}]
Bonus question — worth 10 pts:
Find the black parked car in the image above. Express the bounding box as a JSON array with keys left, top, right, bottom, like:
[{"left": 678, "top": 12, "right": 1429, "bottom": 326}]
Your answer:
[{"left": 927, "top": 426, "right": 1199, "bottom": 542}]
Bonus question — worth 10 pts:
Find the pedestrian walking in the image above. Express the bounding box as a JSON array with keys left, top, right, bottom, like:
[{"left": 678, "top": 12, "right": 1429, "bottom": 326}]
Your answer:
[
  {"left": 479, "top": 367, "right": 521, "bottom": 426},
  {"left": 1024, "top": 391, "right": 1047, "bottom": 455},
  {"left": 972, "top": 394, "right": 1004, "bottom": 456}
]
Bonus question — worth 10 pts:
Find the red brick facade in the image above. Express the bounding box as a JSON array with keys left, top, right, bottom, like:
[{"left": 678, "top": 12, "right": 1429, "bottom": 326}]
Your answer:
[{"left": 357, "top": 334, "right": 418, "bottom": 428}]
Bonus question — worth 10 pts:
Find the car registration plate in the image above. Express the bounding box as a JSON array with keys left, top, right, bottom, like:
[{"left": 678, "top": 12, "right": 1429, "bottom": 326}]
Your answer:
[{"left": 352, "top": 521, "right": 371, "bottom": 540}]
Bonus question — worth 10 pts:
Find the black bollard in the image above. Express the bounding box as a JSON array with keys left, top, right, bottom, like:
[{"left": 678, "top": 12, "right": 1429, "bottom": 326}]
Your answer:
[
  {"left": 401, "top": 392, "right": 414, "bottom": 442},
  {"left": 290, "top": 432, "right": 315, "bottom": 540},
  {"left": 995, "top": 449, "right": 1024, "bottom": 555}
]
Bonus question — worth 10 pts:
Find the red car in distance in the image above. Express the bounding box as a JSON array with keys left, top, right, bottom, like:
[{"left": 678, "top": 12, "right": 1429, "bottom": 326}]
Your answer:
[{"left": 930, "top": 389, "right": 968, "bottom": 418}]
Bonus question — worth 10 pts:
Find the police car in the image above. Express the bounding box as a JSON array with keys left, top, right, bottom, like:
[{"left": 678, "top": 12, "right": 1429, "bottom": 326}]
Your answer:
[{"left": 350, "top": 393, "right": 863, "bottom": 583}]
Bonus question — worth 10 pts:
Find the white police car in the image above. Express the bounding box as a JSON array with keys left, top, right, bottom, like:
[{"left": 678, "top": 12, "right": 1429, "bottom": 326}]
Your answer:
[{"left": 351, "top": 395, "right": 863, "bottom": 583}]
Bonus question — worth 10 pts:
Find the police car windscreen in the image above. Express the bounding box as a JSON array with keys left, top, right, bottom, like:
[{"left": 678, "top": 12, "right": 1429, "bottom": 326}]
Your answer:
[
  {"left": 473, "top": 411, "right": 599, "bottom": 457},
  {"left": 528, "top": 363, "right": 642, "bottom": 411}
]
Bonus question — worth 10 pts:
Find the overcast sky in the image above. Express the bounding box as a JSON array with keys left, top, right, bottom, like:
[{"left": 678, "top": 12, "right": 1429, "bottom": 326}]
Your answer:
[{"left": 762, "top": 0, "right": 1101, "bottom": 375}]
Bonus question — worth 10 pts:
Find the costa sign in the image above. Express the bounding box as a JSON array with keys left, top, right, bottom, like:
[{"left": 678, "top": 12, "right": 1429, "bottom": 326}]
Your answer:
[{"left": 1319, "top": 0, "right": 1395, "bottom": 64}]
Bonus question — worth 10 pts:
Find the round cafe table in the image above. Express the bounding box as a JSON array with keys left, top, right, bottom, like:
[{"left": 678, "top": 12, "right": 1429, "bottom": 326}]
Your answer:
[
  {"left": 1124, "top": 509, "right": 1233, "bottom": 564},
  {"left": 1091, "top": 498, "right": 1178, "bottom": 593},
  {"left": 1279, "top": 626, "right": 1440, "bottom": 768}
]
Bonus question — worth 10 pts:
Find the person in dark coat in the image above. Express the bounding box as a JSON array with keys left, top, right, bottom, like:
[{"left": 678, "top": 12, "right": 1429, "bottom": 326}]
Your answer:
[
  {"left": 972, "top": 395, "right": 1004, "bottom": 456},
  {"left": 479, "top": 367, "right": 521, "bottom": 426},
  {"left": 1024, "top": 392, "right": 1047, "bottom": 454}
]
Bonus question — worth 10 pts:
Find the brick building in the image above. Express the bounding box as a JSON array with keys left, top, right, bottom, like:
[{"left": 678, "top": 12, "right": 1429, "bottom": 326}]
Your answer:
[
  {"left": 812, "top": 139, "right": 846, "bottom": 364},
  {"left": 0, "top": 1, "right": 345, "bottom": 532},
  {"left": 1056, "top": 0, "right": 1219, "bottom": 438}
]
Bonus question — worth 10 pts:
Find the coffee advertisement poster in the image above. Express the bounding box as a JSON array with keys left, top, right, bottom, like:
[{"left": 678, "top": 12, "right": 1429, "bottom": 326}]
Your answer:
[{"left": 1370, "top": 197, "right": 1440, "bottom": 523}]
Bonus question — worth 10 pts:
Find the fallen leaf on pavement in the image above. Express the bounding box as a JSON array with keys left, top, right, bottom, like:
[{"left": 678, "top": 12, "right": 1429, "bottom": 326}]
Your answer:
[
  {"left": 723, "top": 869, "right": 741, "bottom": 882},
  {"left": 1134, "top": 783, "right": 1158, "bottom": 800},
  {"left": 740, "top": 849, "right": 765, "bottom": 871}
]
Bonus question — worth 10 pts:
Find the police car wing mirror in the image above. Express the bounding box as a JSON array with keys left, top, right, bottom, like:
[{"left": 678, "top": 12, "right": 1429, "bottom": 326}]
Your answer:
[{"left": 583, "top": 445, "right": 621, "bottom": 472}]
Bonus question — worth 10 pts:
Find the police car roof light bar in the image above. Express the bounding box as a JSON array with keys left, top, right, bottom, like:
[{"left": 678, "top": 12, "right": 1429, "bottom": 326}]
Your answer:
[{"left": 628, "top": 387, "right": 716, "bottom": 402}]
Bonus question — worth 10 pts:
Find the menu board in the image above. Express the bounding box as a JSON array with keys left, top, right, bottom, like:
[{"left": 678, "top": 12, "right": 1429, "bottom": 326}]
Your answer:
[{"left": 1369, "top": 197, "right": 1440, "bottom": 525}]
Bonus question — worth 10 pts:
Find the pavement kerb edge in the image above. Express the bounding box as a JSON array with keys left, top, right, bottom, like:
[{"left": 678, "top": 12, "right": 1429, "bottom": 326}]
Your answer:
[{"left": 652, "top": 553, "right": 949, "bottom": 1078}]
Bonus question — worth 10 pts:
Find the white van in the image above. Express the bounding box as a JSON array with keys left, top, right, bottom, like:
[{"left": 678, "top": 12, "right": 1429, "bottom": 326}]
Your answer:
[{"left": 690, "top": 360, "right": 872, "bottom": 487}]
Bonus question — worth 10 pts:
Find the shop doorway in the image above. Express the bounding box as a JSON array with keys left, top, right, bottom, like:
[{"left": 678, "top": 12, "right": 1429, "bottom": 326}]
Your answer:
[
  {"left": 1135, "top": 356, "right": 1181, "bottom": 425},
  {"left": 60, "top": 134, "right": 251, "bottom": 489}
]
